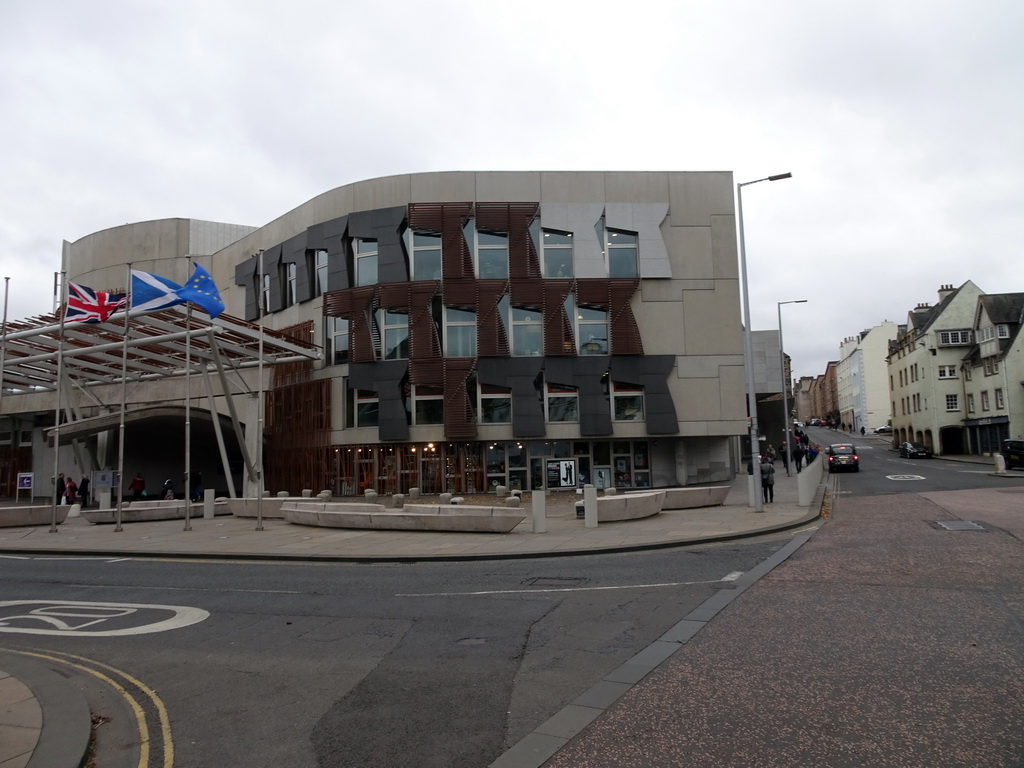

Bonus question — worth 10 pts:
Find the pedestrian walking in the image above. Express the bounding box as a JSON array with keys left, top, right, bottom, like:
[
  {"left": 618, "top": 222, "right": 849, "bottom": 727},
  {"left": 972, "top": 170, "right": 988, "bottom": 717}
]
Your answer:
[
  {"left": 760, "top": 457, "right": 775, "bottom": 503},
  {"left": 129, "top": 472, "right": 145, "bottom": 500},
  {"left": 79, "top": 474, "right": 90, "bottom": 507},
  {"left": 64, "top": 475, "right": 78, "bottom": 505},
  {"left": 793, "top": 443, "right": 805, "bottom": 472}
]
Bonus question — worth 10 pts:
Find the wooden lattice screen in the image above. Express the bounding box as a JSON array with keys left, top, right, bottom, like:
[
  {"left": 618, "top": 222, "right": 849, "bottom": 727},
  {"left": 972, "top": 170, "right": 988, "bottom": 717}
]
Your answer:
[{"left": 264, "top": 320, "right": 332, "bottom": 495}]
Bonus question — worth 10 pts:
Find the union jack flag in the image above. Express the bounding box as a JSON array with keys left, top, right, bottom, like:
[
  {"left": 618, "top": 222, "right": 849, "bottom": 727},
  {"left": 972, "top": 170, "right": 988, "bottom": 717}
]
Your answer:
[{"left": 65, "top": 282, "right": 127, "bottom": 323}]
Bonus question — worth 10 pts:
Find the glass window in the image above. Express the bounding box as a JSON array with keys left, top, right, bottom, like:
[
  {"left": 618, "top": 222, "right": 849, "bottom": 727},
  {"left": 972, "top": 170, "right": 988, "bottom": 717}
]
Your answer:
[
  {"left": 285, "top": 262, "right": 297, "bottom": 306},
  {"left": 413, "top": 385, "right": 444, "bottom": 425},
  {"left": 480, "top": 383, "right": 512, "bottom": 424},
  {"left": 512, "top": 307, "right": 543, "bottom": 356},
  {"left": 996, "top": 389, "right": 1005, "bottom": 409},
  {"left": 476, "top": 231, "right": 509, "bottom": 279},
  {"left": 613, "top": 383, "right": 644, "bottom": 421},
  {"left": 577, "top": 305, "right": 608, "bottom": 355},
  {"left": 945, "top": 393, "right": 959, "bottom": 411},
  {"left": 326, "top": 317, "right": 349, "bottom": 365},
  {"left": 315, "top": 249, "right": 328, "bottom": 295},
  {"left": 411, "top": 231, "right": 442, "bottom": 280},
  {"left": 547, "top": 383, "right": 578, "bottom": 422},
  {"left": 355, "top": 239, "right": 378, "bottom": 287},
  {"left": 261, "top": 272, "right": 271, "bottom": 314},
  {"left": 445, "top": 306, "right": 476, "bottom": 357},
  {"left": 376, "top": 309, "right": 408, "bottom": 360},
  {"left": 606, "top": 229, "right": 638, "bottom": 278},
  {"left": 967, "top": 393, "right": 975, "bottom": 413},
  {"left": 981, "top": 391, "right": 990, "bottom": 411},
  {"left": 356, "top": 390, "right": 379, "bottom": 427},
  {"left": 542, "top": 230, "right": 574, "bottom": 278}
]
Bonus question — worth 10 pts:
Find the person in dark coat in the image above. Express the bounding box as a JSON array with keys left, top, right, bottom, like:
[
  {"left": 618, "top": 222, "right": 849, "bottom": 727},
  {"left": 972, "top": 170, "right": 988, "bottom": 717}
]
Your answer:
[
  {"left": 55, "top": 473, "right": 66, "bottom": 505},
  {"left": 79, "top": 474, "right": 90, "bottom": 507},
  {"left": 760, "top": 457, "right": 775, "bottom": 503}
]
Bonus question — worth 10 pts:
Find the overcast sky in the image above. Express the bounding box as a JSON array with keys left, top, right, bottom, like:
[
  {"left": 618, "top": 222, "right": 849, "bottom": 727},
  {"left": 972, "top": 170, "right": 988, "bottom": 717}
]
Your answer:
[{"left": 2, "top": 0, "right": 1021, "bottom": 381}]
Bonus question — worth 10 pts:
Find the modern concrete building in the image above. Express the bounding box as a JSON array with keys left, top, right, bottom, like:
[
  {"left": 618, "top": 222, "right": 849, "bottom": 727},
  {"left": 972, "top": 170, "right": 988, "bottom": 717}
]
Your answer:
[{"left": 1, "top": 171, "right": 756, "bottom": 499}]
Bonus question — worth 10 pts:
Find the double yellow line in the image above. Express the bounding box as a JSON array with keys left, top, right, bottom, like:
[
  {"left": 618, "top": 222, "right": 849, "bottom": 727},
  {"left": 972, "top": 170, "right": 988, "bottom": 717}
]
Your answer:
[{"left": 9, "top": 648, "right": 173, "bottom": 768}]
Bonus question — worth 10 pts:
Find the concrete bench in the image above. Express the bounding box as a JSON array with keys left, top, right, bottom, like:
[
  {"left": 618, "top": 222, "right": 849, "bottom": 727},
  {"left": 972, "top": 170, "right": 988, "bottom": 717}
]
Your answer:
[
  {"left": 576, "top": 490, "right": 666, "bottom": 522},
  {"left": 82, "top": 499, "right": 228, "bottom": 524},
  {"left": 626, "top": 486, "right": 730, "bottom": 510},
  {"left": 228, "top": 497, "right": 289, "bottom": 519},
  {"left": 281, "top": 501, "right": 526, "bottom": 533},
  {"left": 0, "top": 505, "right": 70, "bottom": 528}
]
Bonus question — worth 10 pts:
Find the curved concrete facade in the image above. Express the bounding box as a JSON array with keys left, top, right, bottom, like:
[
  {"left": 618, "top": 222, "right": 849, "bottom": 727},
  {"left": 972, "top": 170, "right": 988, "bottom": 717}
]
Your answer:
[{"left": 25, "top": 171, "right": 746, "bottom": 498}]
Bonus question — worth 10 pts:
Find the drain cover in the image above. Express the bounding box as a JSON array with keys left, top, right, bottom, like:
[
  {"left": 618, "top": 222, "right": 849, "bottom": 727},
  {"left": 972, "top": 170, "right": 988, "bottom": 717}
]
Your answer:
[{"left": 933, "top": 520, "right": 986, "bottom": 531}]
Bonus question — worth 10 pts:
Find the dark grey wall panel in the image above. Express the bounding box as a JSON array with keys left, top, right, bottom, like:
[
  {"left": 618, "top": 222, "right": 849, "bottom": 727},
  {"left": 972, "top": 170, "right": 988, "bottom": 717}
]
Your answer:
[
  {"left": 348, "top": 360, "right": 410, "bottom": 441},
  {"left": 611, "top": 355, "right": 678, "bottom": 435},
  {"left": 281, "top": 231, "right": 312, "bottom": 304},
  {"left": 322, "top": 215, "right": 349, "bottom": 292},
  {"left": 233, "top": 256, "right": 259, "bottom": 321},
  {"left": 348, "top": 206, "right": 408, "bottom": 285},
  {"left": 478, "top": 358, "right": 545, "bottom": 438}
]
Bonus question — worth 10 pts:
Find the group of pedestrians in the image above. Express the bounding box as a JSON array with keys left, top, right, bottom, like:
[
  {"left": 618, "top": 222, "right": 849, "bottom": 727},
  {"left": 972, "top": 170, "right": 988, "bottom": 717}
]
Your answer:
[
  {"left": 54, "top": 472, "right": 90, "bottom": 506},
  {"left": 748, "top": 428, "right": 825, "bottom": 504}
]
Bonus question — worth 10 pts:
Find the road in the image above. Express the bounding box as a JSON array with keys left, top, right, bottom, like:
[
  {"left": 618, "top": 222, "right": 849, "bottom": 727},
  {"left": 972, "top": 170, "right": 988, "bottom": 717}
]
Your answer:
[{"left": 0, "top": 534, "right": 800, "bottom": 767}]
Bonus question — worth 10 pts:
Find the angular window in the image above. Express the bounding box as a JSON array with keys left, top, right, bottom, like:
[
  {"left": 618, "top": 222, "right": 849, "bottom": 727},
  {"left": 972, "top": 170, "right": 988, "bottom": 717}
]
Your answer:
[
  {"left": 606, "top": 229, "right": 638, "bottom": 278},
  {"left": 612, "top": 382, "right": 644, "bottom": 421},
  {"left": 476, "top": 230, "right": 509, "bottom": 279},
  {"left": 547, "top": 383, "right": 579, "bottom": 422},
  {"left": 413, "top": 385, "right": 444, "bottom": 425},
  {"left": 286, "top": 262, "right": 297, "bottom": 307},
  {"left": 355, "top": 239, "right": 378, "bottom": 287},
  {"left": 512, "top": 307, "right": 543, "bottom": 356},
  {"left": 411, "top": 231, "right": 442, "bottom": 280},
  {"left": 356, "top": 390, "right": 379, "bottom": 427},
  {"left": 315, "top": 249, "right": 329, "bottom": 296},
  {"left": 326, "top": 317, "right": 349, "bottom": 365},
  {"left": 577, "top": 304, "right": 608, "bottom": 355},
  {"left": 375, "top": 309, "right": 408, "bottom": 360},
  {"left": 480, "top": 383, "right": 512, "bottom": 424},
  {"left": 444, "top": 306, "right": 477, "bottom": 357},
  {"left": 542, "top": 230, "right": 574, "bottom": 278}
]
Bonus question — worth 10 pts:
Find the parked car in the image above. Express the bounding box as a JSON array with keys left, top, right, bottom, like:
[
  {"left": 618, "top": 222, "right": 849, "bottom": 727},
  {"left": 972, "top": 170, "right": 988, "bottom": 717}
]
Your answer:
[
  {"left": 898, "top": 441, "right": 933, "bottom": 459},
  {"left": 1002, "top": 439, "right": 1024, "bottom": 470},
  {"left": 809, "top": 418, "right": 823, "bottom": 426},
  {"left": 827, "top": 443, "right": 859, "bottom": 472},
  {"left": 874, "top": 425, "right": 892, "bottom": 434}
]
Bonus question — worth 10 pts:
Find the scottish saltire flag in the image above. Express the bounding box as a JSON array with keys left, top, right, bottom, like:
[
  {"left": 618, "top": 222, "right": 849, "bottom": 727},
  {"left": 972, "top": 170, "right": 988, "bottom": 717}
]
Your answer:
[
  {"left": 130, "top": 270, "right": 185, "bottom": 314},
  {"left": 65, "top": 282, "right": 126, "bottom": 322},
  {"left": 177, "top": 264, "right": 224, "bottom": 318}
]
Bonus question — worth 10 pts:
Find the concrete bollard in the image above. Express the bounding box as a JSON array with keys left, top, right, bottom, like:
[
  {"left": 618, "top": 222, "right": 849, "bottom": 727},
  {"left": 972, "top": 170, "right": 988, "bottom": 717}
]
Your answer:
[
  {"left": 365, "top": 490, "right": 378, "bottom": 503},
  {"left": 203, "top": 488, "right": 216, "bottom": 519},
  {"left": 277, "top": 490, "right": 289, "bottom": 498},
  {"left": 301, "top": 489, "right": 313, "bottom": 498},
  {"left": 317, "top": 490, "right": 331, "bottom": 500},
  {"left": 994, "top": 454, "right": 1007, "bottom": 473},
  {"left": 603, "top": 487, "right": 617, "bottom": 495},
  {"left": 68, "top": 503, "right": 81, "bottom": 518},
  {"left": 495, "top": 485, "right": 507, "bottom": 496},
  {"left": 504, "top": 496, "right": 520, "bottom": 508},
  {"left": 451, "top": 497, "right": 464, "bottom": 505},
  {"left": 409, "top": 487, "right": 421, "bottom": 499},
  {"left": 532, "top": 489, "right": 547, "bottom": 533},
  {"left": 393, "top": 494, "right": 405, "bottom": 508},
  {"left": 99, "top": 490, "right": 112, "bottom": 509},
  {"left": 584, "top": 484, "right": 598, "bottom": 528},
  {"left": 440, "top": 492, "right": 452, "bottom": 504}
]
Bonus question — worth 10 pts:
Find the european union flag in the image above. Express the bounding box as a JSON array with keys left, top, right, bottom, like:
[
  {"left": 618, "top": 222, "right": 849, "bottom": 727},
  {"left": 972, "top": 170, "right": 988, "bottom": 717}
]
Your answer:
[{"left": 177, "top": 264, "right": 224, "bottom": 318}]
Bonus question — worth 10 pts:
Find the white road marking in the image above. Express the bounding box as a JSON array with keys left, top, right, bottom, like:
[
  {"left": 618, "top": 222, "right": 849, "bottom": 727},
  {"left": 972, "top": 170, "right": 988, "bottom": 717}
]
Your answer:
[
  {"left": 0, "top": 599, "right": 209, "bottom": 636},
  {"left": 721, "top": 571, "right": 743, "bottom": 581},
  {"left": 399, "top": 577, "right": 738, "bottom": 597}
]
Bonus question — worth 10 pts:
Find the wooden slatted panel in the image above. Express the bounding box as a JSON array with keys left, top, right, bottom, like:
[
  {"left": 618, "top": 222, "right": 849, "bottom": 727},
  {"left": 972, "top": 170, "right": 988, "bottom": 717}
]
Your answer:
[
  {"left": 542, "top": 280, "right": 575, "bottom": 356},
  {"left": 477, "top": 203, "right": 540, "bottom": 279},
  {"left": 409, "top": 202, "right": 474, "bottom": 279},
  {"left": 475, "top": 280, "right": 511, "bottom": 357},
  {"left": 576, "top": 279, "right": 644, "bottom": 356},
  {"left": 443, "top": 358, "right": 477, "bottom": 439},
  {"left": 409, "top": 282, "right": 442, "bottom": 360}
]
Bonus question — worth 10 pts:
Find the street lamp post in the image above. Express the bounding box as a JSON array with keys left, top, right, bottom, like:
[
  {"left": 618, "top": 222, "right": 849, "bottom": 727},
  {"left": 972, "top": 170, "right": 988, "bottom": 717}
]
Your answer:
[
  {"left": 778, "top": 299, "right": 807, "bottom": 477},
  {"left": 738, "top": 172, "right": 791, "bottom": 512}
]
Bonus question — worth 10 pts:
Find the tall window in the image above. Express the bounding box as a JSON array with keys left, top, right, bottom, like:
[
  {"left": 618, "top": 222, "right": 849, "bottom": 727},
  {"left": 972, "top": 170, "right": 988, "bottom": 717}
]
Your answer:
[
  {"left": 967, "top": 393, "right": 975, "bottom": 413},
  {"left": 981, "top": 391, "right": 990, "bottom": 411},
  {"left": 576, "top": 304, "right": 609, "bottom": 355},
  {"left": 512, "top": 307, "right": 543, "bottom": 356},
  {"left": 546, "top": 383, "right": 579, "bottom": 422},
  {"left": 261, "top": 273, "right": 271, "bottom": 315},
  {"left": 326, "top": 317, "right": 349, "bottom": 365},
  {"left": 945, "top": 393, "right": 960, "bottom": 412},
  {"left": 542, "top": 230, "right": 574, "bottom": 278},
  {"left": 480, "top": 383, "right": 511, "bottom": 423},
  {"left": 445, "top": 307, "right": 476, "bottom": 357},
  {"left": 606, "top": 229, "right": 638, "bottom": 278},
  {"left": 413, "top": 386, "right": 444, "bottom": 425},
  {"left": 996, "top": 388, "right": 1005, "bottom": 409},
  {"left": 476, "top": 231, "right": 509, "bottom": 279},
  {"left": 375, "top": 309, "right": 408, "bottom": 360},
  {"left": 356, "top": 390, "right": 379, "bottom": 427},
  {"left": 410, "top": 231, "right": 442, "bottom": 280},
  {"left": 286, "top": 262, "right": 297, "bottom": 307},
  {"left": 355, "top": 239, "right": 378, "bottom": 287}
]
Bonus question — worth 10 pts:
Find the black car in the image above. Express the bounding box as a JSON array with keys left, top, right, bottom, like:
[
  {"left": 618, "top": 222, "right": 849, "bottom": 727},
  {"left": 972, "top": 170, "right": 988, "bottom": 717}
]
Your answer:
[
  {"left": 827, "top": 443, "right": 859, "bottom": 472},
  {"left": 898, "top": 441, "right": 932, "bottom": 459},
  {"left": 1002, "top": 439, "right": 1024, "bottom": 470}
]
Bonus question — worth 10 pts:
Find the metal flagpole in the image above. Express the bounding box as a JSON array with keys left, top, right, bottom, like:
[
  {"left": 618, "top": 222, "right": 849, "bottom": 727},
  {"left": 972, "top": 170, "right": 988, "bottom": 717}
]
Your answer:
[
  {"left": 0, "top": 278, "right": 9, "bottom": 497},
  {"left": 256, "top": 250, "right": 265, "bottom": 531},
  {"left": 50, "top": 272, "right": 68, "bottom": 532},
  {"left": 183, "top": 258, "right": 193, "bottom": 532},
  {"left": 115, "top": 263, "right": 132, "bottom": 532}
]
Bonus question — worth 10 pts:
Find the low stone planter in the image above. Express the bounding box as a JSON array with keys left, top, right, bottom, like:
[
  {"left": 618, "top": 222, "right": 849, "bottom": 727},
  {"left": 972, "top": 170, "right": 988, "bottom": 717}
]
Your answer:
[
  {"left": 281, "top": 501, "right": 526, "bottom": 533},
  {"left": 0, "top": 505, "right": 70, "bottom": 528}
]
